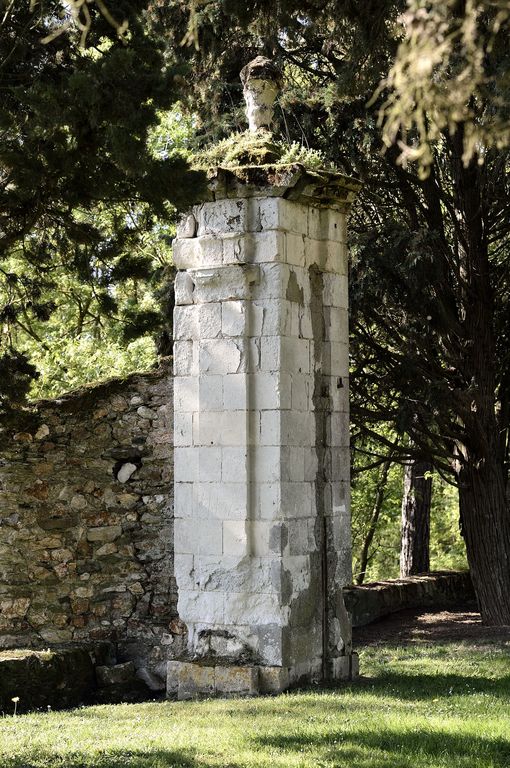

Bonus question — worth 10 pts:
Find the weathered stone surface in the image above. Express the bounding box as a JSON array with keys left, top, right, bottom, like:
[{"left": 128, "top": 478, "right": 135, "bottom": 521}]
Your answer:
[
  {"left": 173, "top": 178, "right": 357, "bottom": 689},
  {"left": 0, "top": 360, "right": 182, "bottom": 680},
  {"left": 167, "top": 660, "right": 260, "bottom": 699}
]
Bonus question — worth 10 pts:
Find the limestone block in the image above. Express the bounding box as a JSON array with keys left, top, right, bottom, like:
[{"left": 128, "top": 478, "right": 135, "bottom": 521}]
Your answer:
[
  {"left": 222, "top": 230, "right": 286, "bottom": 266},
  {"left": 173, "top": 341, "right": 195, "bottom": 376},
  {"left": 166, "top": 660, "right": 180, "bottom": 696},
  {"left": 258, "top": 299, "right": 293, "bottom": 336},
  {"left": 247, "top": 520, "right": 274, "bottom": 556},
  {"left": 326, "top": 412, "right": 350, "bottom": 447},
  {"left": 332, "top": 546, "right": 353, "bottom": 585},
  {"left": 215, "top": 665, "right": 258, "bottom": 696},
  {"left": 198, "top": 519, "right": 224, "bottom": 555},
  {"left": 174, "top": 447, "right": 199, "bottom": 482},
  {"left": 198, "top": 303, "right": 222, "bottom": 339},
  {"left": 329, "top": 509, "right": 351, "bottom": 550},
  {"left": 281, "top": 447, "right": 305, "bottom": 482},
  {"left": 258, "top": 666, "right": 290, "bottom": 693},
  {"left": 175, "top": 272, "right": 195, "bottom": 305},
  {"left": 174, "top": 553, "right": 196, "bottom": 590},
  {"left": 223, "top": 592, "right": 284, "bottom": 626},
  {"left": 260, "top": 410, "right": 281, "bottom": 445},
  {"left": 281, "top": 482, "right": 312, "bottom": 518},
  {"left": 256, "top": 482, "right": 282, "bottom": 519},
  {"left": 260, "top": 335, "right": 280, "bottom": 372},
  {"left": 287, "top": 518, "right": 316, "bottom": 556},
  {"left": 173, "top": 377, "right": 199, "bottom": 412},
  {"left": 178, "top": 590, "right": 225, "bottom": 624},
  {"left": 303, "top": 238, "right": 329, "bottom": 271},
  {"left": 223, "top": 520, "right": 247, "bottom": 555},
  {"left": 174, "top": 412, "right": 193, "bottom": 447},
  {"left": 252, "top": 262, "right": 292, "bottom": 301},
  {"left": 282, "top": 337, "right": 310, "bottom": 375},
  {"left": 290, "top": 304, "right": 313, "bottom": 340},
  {"left": 258, "top": 198, "right": 308, "bottom": 235},
  {"left": 331, "top": 481, "right": 349, "bottom": 512},
  {"left": 174, "top": 305, "right": 198, "bottom": 341},
  {"left": 280, "top": 411, "right": 314, "bottom": 447},
  {"left": 178, "top": 662, "right": 216, "bottom": 699},
  {"left": 326, "top": 446, "right": 350, "bottom": 483},
  {"left": 199, "top": 374, "right": 223, "bottom": 410},
  {"left": 198, "top": 447, "right": 222, "bottom": 482},
  {"left": 176, "top": 212, "right": 197, "bottom": 239},
  {"left": 324, "top": 307, "right": 348, "bottom": 343},
  {"left": 173, "top": 236, "right": 223, "bottom": 270},
  {"left": 174, "top": 482, "right": 194, "bottom": 518},
  {"left": 221, "top": 448, "right": 248, "bottom": 483},
  {"left": 308, "top": 207, "right": 346, "bottom": 243},
  {"left": 285, "top": 232, "right": 306, "bottom": 267},
  {"left": 322, "top": 273, "right": 348, "bottom": 309},
  {"left": 174, "top": 519, "right": 195, "bottom": 554},
  {"left": 317, "top": 341, "right": 349, "bottom": 377},
  {"left": 199, "top": 339, "right": 244, "bottom": 375},
  {"left": 195, "top": 200, "right": 248, "bottom": 237},
  {"left": 192, "top": 265, "right": 259, "bottom": 304},
  {"left": 223, "top": 374, "right": 248, "bottom": 410},
  {"left": 291, "top": 376, "right": 310, "bottom": 412},
  {"left": 251, "top": 445, "right": 281, "bottom": 483},
  {"left": 326, "top": 241, "right": 348, "bottom": 275},
  {"left": 196, "top": 555, "right": 275, "bottom": 593},
  {"left": 222, "top": 301, "right": 248, "bottom": 337},
  {"left": 250, "top": 372, "right": 291, "bottom": 410},
  {"left": 221, "top": 234, "right": 248, "bottom": 265},
  {"left": 194, "top": 481, "right": 247, "bottom": 520}
]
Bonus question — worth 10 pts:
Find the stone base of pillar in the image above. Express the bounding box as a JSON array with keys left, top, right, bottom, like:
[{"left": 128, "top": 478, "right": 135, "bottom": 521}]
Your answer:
[{"left": 167, "top": 655, "right": 359, "bottom": 699}]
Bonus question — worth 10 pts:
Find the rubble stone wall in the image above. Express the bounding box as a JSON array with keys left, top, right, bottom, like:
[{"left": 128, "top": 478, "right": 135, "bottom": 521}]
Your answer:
[{"left": 0, "top": 361, "right": 182, "bottom": 685}]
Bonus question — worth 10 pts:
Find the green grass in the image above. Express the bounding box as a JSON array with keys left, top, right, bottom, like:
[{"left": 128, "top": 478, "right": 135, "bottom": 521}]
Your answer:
[{"left": 1, "top": 643, "right": 509, "bottom": 768}]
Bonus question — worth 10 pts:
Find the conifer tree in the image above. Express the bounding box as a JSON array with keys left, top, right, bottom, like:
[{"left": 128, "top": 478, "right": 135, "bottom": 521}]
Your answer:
[{"left": 0, "top": 1, "right": 205, "bottom": 410}]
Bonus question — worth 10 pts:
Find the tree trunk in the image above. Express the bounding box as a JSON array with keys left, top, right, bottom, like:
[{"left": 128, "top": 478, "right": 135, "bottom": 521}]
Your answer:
[
  {"left": 356, "top": 457, "right": 392, "bottom": 585},
  {"left": 400, "top": 460, "right": 432, "bottom": 577},
  {"left": 450, "top": 132, "right": 510, "bottom": 625},
  {"left": 456, "top": 449, "right": 510, "bottom": 625}
]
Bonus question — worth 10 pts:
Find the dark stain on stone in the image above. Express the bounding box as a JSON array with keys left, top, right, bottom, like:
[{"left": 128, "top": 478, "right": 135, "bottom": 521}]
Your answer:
[{"left": 286, "top": 270, "right": 304, "bottom": 304}]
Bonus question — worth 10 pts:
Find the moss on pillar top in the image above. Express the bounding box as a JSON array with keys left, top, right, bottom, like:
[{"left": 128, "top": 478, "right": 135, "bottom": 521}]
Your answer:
[{"left": 192, "top": 57, "right": 361, "bottom": 208}]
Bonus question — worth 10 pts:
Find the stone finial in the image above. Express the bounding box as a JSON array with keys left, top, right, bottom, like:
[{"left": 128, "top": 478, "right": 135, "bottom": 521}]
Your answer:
[{"left": 240, "top": 56, "right": 282, "bottom": 133}]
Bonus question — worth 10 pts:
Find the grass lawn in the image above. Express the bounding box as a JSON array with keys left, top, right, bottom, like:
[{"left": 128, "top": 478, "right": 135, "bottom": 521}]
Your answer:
[{"left": 0, "top": 643, "right": 509, "bottom": 768}]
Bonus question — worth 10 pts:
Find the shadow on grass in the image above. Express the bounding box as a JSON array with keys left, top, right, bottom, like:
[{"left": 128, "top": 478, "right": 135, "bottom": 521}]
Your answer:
[
  {"left": 357, "top": 670, "right": 510, "bottom": 700},
  {"left": 256, "top": 728, "right": 510, "bottom": 768},
  {"left": 2, "top": 747, "right": 226, "bottom": 768}
]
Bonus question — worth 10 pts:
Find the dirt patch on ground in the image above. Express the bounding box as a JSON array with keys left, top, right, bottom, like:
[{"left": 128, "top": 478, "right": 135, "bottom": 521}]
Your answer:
[{"left": 354, "top": 604, "right": 510, "bottom": 647}]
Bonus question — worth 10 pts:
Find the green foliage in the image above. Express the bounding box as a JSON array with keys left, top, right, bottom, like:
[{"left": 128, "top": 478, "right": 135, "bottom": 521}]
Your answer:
[
  {"left": 352, "top": 458, "right": 403, "bottom": 581},
  {"left": 430, "top": 480, "right": 468, "bottom": 572},
  {"left": 30, "top": 336, "right": 156, "bottom": 400},
  {"left": 0, "top": 2, "right": 205, "bottom": 411},
  {"left": 379, "top": 0, "right": 510, "bottom": 172}
]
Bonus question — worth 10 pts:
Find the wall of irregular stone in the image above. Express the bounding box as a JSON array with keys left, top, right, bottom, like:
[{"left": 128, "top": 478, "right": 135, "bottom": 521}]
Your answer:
[{"left": 0, "top": 361, "right": 182, "bottom": 687}]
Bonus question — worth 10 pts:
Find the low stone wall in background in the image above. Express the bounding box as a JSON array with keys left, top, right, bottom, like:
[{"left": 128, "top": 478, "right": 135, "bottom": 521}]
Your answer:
[
  {"left": 343, "top": 571, "right": 474, "bottom": 628},
  {"left": 0, "top": 361, "right": 182, "bottom": 690}
]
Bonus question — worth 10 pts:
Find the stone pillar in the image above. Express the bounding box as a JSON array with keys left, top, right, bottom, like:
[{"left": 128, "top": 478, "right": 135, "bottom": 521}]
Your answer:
[{"left": 170, "top": 165, "right": 361, "bottom": 698}]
